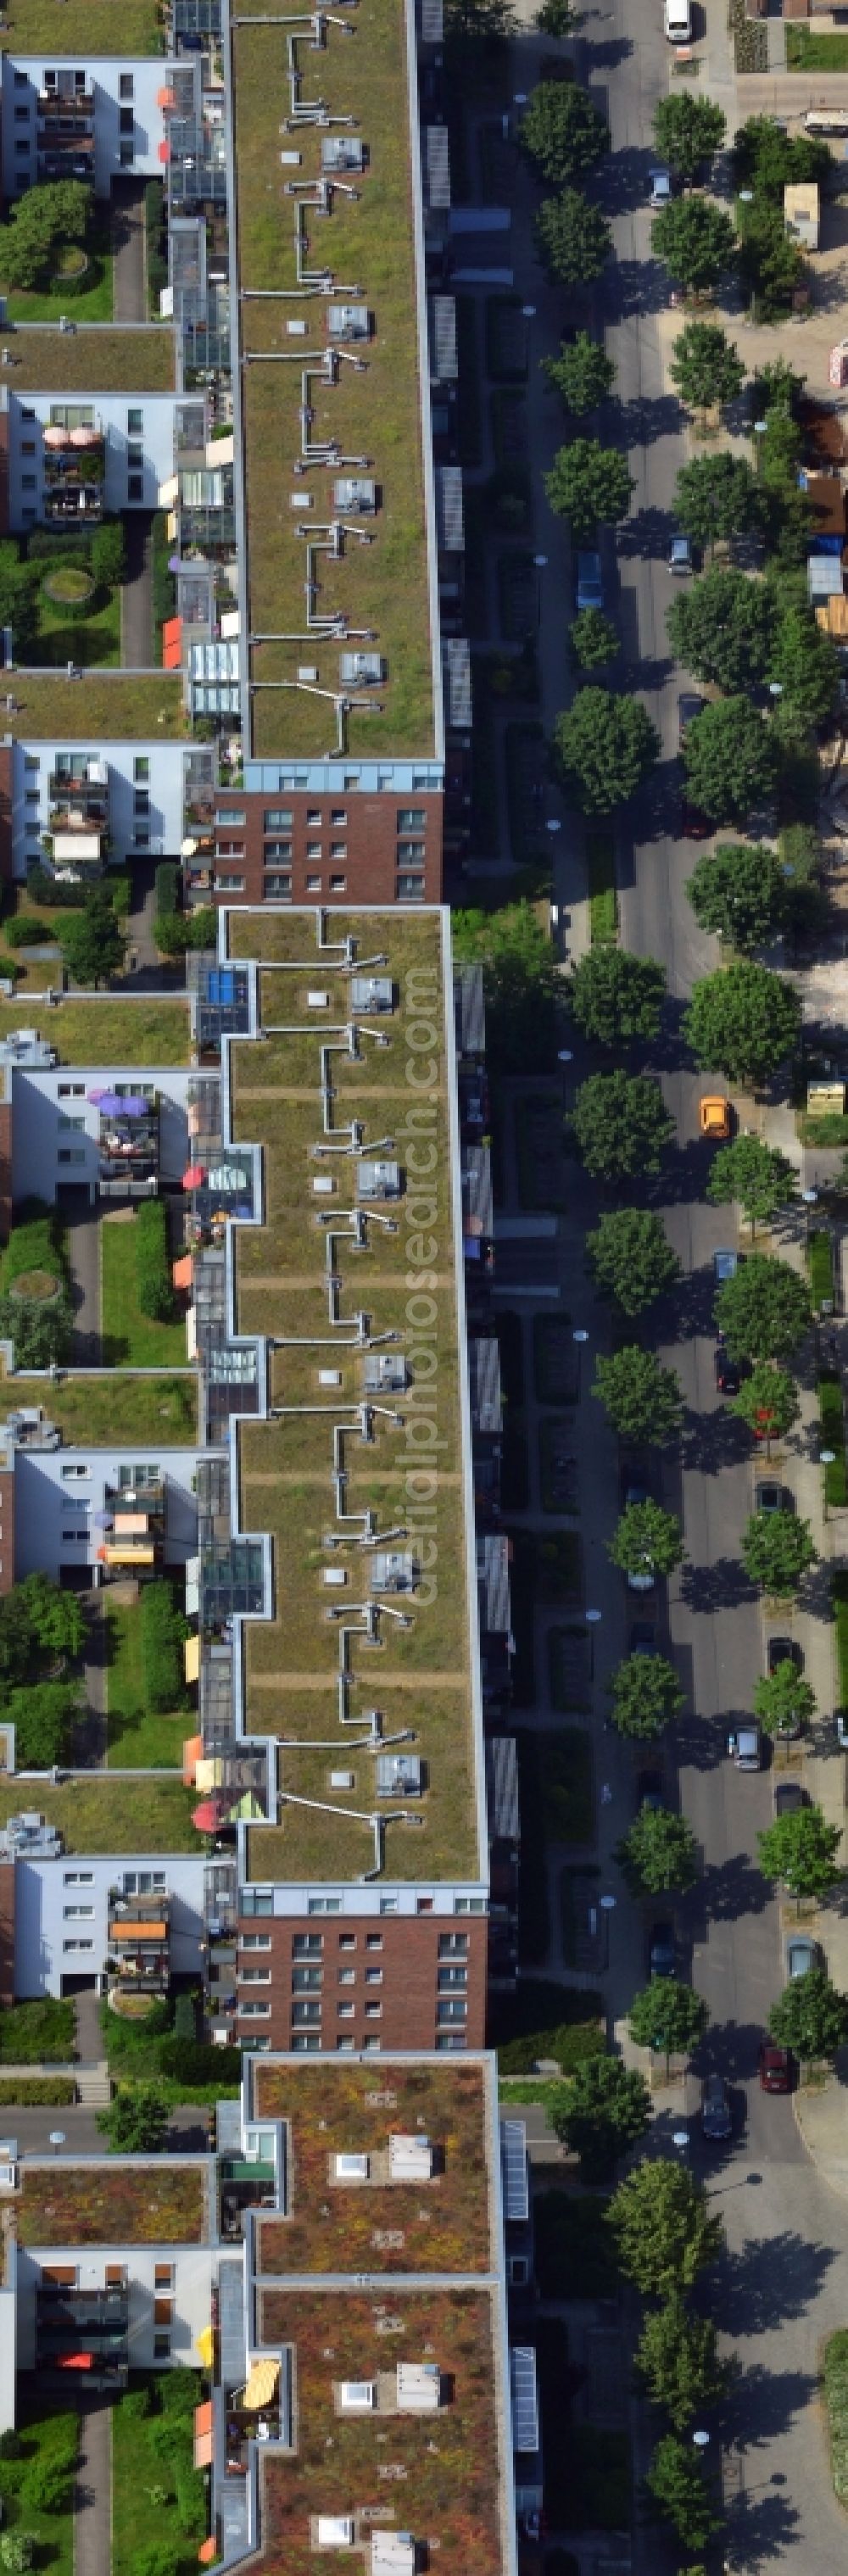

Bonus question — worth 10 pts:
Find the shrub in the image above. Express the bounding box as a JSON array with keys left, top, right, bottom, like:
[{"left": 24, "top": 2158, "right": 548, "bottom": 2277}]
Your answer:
[
  {"left": 155, "top": 862, "right": 179, "bottom": 917},
  {"left": 0, "top": 1198, "right": 65, "bottom": 1291},
  {"left": 91, "top": 516, "right": 126, "bottom": 589},
  {"left": 140, "top": 1580, "right": 186, "bottom": 1715},
  {"left": 136, "top": 1199, "right": 176, "bottom": 1324},
  {"left": 24, "top": 863, "right": 87, "bottom": 907},
  {"left": 173, "top": 1990, "right": 198, "bottom": 2043},
  {"left": 120, "top": 2387, "right": 152, "bottom": 2420},
  {"left": 159, "top": 2036, "right": 243, "bottom": 2085},
  {"left": 0, "top": 958, "right": 22, "bottom": 984},
  {"left": 3, "top": 913, "right": 53, "bottom": 949},
  {"left": 0, "top": 2078, "right": 75, "bottom": 2105}
]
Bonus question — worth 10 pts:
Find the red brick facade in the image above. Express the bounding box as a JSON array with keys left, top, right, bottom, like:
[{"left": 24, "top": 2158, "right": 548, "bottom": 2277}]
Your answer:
[
  {"left": 0, "top": 1104, "right": 12, "bottom": 1248},
  {"left": 0, "top": 1469, "right": 14, "bottom": 1597},
  {"left": 231, "top": 1911, "right": 487, "bottom": 2053},
  {"left": 0, "top": 1862, "right": 14, "bottom": 2004},
  {"left": 202, "top": 789, "right": 443, "bottom": 909}
]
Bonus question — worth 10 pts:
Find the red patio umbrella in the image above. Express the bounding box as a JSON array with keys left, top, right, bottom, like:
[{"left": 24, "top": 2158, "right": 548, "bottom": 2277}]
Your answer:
[
  {"left": 182, "top": 1166, "right": 205, "bottom": 1190},
  {"left": 192, "top": 1796, "right": 230, "bottom": 1832}
]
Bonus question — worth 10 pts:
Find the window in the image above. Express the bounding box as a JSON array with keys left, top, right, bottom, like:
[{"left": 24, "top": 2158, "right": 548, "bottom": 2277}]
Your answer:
[
  {"left": 14, "top": 143, "right": 30, "bottom": 158},
  {"left": 337, "top": 2036, "right": 355, "bottom": 2052},
  {"left": 379, "top": 1898, "right": 398, "bottom": 1916},
  {"left": 240, "top": 1932, "right": 271, "bottom": 1951},
  {"left": 215, "top": 840, "right": 243, "bottom": 859},
  {"left": 292, "top": 2000, "right": 321, "bottom": 2026},
  {"left": 127, "top": 471, "right": 142, "bottom": 497},
  {"left": 134, "top": 790, "right": 149, "bottom": 816},
  {"left": 120, "top": 73, "right": 134, "bottom": 97},
  {"left": 454, "top": 1898, "right": 485, "bottom": 1915},
  {"left": 14, "top": 108, "right": 31, "bottom": 120},
  {"left": 338, "top": 1933, "right": 356, "bottom": 1951},
  {"left": 21, "top": 476, "right": 36, "bottom": 492},
  {"left": 154, "top": 2298, "right": 172, "bottom": 2325},
  {"left": 396, "top": 876, "right": 425, "bottom": 901},
  {"left": 436, "top": 2032, "right": 466, "bottom": 2052},
  {"left": 64, "top": 1904, "right": 94, "bottom": 1919},
  {"left": 64, "top": 1870, "right": 93, "bottom": 1885},
  {"left": 330, "top": 843, "right": 347, "bottom": 861},
  {"left": 133, "top": 756, "right": 149, "bottom": 781},
  {"left": 362, "top": 2036, "right": 381, "bottom": 2053},
  {"left": 58, "top": 1149, "right": 86, "bottom": 1167},
  {"left": 293, "top": 2032, "right": 320, "bottom": 2050},
  {"left": 120, "top": 106, "right": 134, "bottom": 132},
  {"left": 264, "top": 875, "right": 292, "bottom": 899},
  {"left": 42, "top": 2266, "right": 76, "bottom": 2286},
  {"left": 153, "top": 2335, "right": 170, "bottom": 2361},
  {"left": 62, "top": 1529, "right": 87, "bottom": 1543},
  {"left": 59, "top": 1115, "right": 86, "bottom": 1133},
  {"left": 397, "top": 808, "right": 426, "bottom": 830},
  {"left": 106, "top": 2265, "right": 126, "bottom": 2287},
  {"left": 122, "top": 1871, "right": 165, "bottom": 1895},
  {"left": 331, "top": 809, "right": 347, "bottom": 826},
  {"left": 63, "top": 1938, "right": 94, "bottom": 1953},
  {"left": 329, "top": 875, "right": 347, "bottom": 894},
  {"left": 307, "top": 1896, "right": 341, "bottom": 1915},
  {"left": 239, "top": 1967, "right": 271, "bottom": 1985},
  {"left": 13, "top": 70, "right": 26, "bottom": 85},
  {"left": 154, "top": 2264, "right": 173, "bottom": 2287},
  {"left": 307, "top": 809, "right": 321, "bottom": 826},
  {"left": 217, "top": 808, "right": 245, "bottom": 826},
  {"left": 215, "top": 873, "right": 245, "bottom": 893},
  {"left": 58, "top": 1083, "right": 84, "bottom": 1099},
  {"left": 127, "top": 409, "right": 142, "bottom": 435},
  {"left": 292, "top": 1965, "right": 321, "bottom": 1993},
  {"left": 397, "top": 841, "right": 426, "bottom": 862},
  {"left": 264, "top": 841, "right": 292, "bottom": 861},
  {"left": 438, "top": 1965, "right": 467, "bottom": 1990},
  {"left": 239, "top": 2000, "right": 271, "bottom": 2020},
  {"left": 365, "top": 1934, "right": 382, "bottom": 1952},
  {"left": 25, "top": 786, "right": 39, "bottom": 801},
  {"left": 293, "top": 1932, "right": 321, "bottom": 1954},
  {"left": 61, "top": 1463, "right": 89, "bottom": 1480},
  {"left": 50, "top": 404, "right": 93, "bottom": 431},
  {"left": 243, "top": 1887, "right": 273, "bottom": 1917},
  {"left": 306, "top": 844, "right": 321, "bottom": 861},
  {"left": 437, "top": 1998, "right": 467, "bottom": 2024},
  {"left": 416, "top": 1897, "right": 434, "bottom": 1915},
  {"left": 264, "top": 809, "right": 292, "bottom": 828},
  {"left": 365, "top": 1968, "right": 382, "bottom": 1986},
  {"left": 338, "top": 1969, "right": 355, "bottom": 1988},
  {"left": 337, "top": 2002, "right": 354, "bottom": 2019}
]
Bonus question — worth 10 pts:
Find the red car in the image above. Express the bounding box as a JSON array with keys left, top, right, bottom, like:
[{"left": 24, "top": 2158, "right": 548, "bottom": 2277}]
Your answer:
[{"left": 758, "top": 2041, "right": 793, "bottom": 2095}]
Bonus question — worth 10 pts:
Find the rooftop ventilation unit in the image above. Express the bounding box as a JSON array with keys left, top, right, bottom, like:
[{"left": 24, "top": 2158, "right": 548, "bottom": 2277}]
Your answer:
[
  {"left": 339, "top": 2380, "right": 377, "bottom": 2410},
  {"left": 333, "top": 477, "right": 377, "bottom": 515},
  {"left": 333, "top": 2151, "right": 370, "bottom": 2182},
  {"left": 356, "top": 1157, "right": 400, "bottom": 1201},
  {"left": 327, "top": 304, "right": 371, "bottom": 341},
  {"left": 364, "top": 1353, "right": 407, "bottom": 1393},
  {"left": 316, "top": 2517, "right": 355, "bottom": 2548},
  {"left": 377, "top": 1754, "right": 423, "bottom": 1798},
  {"left": 371, "top": 1550, "right": 417, "bottom": 1596},
  {"left": 322, "top": 136, "right": 365, "bottom": 171},
  {"left": 397, "top": 2361, "right": 441, "bottom": 2412},
  {"left": 350, "top": 974, "right": 394, "bottom": 1014},
  {"left": 340, "top": 651, "right": 384, "bottom": 687},
  {"left": 388, "top": 2133, "right": 434, "bottom": 2181}
]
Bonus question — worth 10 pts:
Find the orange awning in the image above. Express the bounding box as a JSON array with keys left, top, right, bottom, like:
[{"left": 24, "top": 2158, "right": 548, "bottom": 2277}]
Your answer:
[
  {"left": 103, "top": 1544, "right": 156, "bottom": 1566},
  {"left": 58, "top": 2353, "right": 93, "bottom": 2369},
  {"left": 194, "top": 2400, "right": 214, "bottom": 2469},
  {"left": 183, "top": 1733, "right": 204, "bottom": 1785},
  {"left": 173, "top": 1254, "right": 193, "bottom": 1289},
  {"left": 163, "top": 614, "right": 181, "bottom": 668},
  {"left": 184, "top": 1634, "right": 200, "bottom": 1684},
  {"left": 110, "top": 1921, "right": 166, "bottom": 1942}
]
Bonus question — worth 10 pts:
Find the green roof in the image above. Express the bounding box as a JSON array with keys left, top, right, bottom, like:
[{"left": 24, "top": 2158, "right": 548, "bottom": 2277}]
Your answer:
[
  {"left": 0, "top": 0, "right": 164, "bottom": 52},
  {"left": 0, "top": 671, "right": 187, "bottom": 741},
  {"left": 232, "top": 0, "right": 435, "bottom": 761},
  {"left": 0, "top": 997, "right": 192, "bottom": 1064},
  {"left": 2, "top": 328, "right": 175, "bottom": 393},
  {"left": 0, "top": 1776, "right": 198, "bottom": 1854}
]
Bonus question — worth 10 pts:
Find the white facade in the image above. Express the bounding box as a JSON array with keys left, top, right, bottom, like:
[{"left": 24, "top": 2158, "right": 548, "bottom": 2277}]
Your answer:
[
  {"left": 8, "top": 1059, "right": 195, "bottom": 1202},
  {"left": 14, "top": 2228, "right": 215, "bottom": 2371},
  {"left": 11, "top": 739, "right": 188, "bottom": 876},
  {"left": 0, "top": 58, "right": 175, "bottom": 198},
  {"left": 13, "top": 1851, "right": 206, "bottom": 1997},
  {"left": 6, "top": 388, "right": 179, "bottom": 527},
  {"left": 12, "top": 1441, "right": 200, "bottom": 1582}
]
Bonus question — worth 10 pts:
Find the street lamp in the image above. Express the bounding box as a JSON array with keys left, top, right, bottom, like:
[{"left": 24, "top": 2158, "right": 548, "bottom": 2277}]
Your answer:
[
  {"left": 557, "top": 1049, "right": 573, "bottom": 1065},
  {"left": 48, "top": 2130, "right": 65, "bottom": 2156},
  {"left": 546, "top": 818, "right": 561, "bottom": 835},
  {"left": 522, "top": 303, "right": 537, "bottom": 320},
  {"left": 533, "top": 551, "right": 548, "bottom": 632},
  {"left": 821, "top": 1447, "right": 836, "bottom": 1525},
  {"left": 585, "top": 1605, "right": 602, "bottom": 1680},
  {"left": 672, "top": 2127, "right": 689, "bottom": 2155},
  {"left": 692, "top": 2428, "right": 711, "bottom": 2454},
  {"left": 572, "top": 1326, "right": 589, "bottom": 1395}
]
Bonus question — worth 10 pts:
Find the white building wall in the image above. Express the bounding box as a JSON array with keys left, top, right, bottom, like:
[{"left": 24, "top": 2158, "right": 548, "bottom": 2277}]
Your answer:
[
  {"left": 0, "top": 59, "right": 173, "bottom": 198},
  {"left": 9, "top": 1061, "right": 196, "bottom": 1202},
  {"left": 12, "top": 1442, "right": 200, "bottom": 1582},
  {"left": 7, "top": 390, "right": 178, "bottom": 527},
  {"left": 14, "top": 1852, "right": 206, "bottom": 1996},
  {"left": 12, "top": 739, "right": 187, "bottom": 877},
  {"left": 15, "top": 2234, "right": 215, "bottom": 2371}
]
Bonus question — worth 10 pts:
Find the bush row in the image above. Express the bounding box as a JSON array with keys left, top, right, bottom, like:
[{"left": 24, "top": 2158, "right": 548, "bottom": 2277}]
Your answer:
[
  {"left": 136, "top": 1198, "right": 176, "bottom": 1324},
  {"left": 140, "top": 1578, "right": 187, "bottom": 1714}
]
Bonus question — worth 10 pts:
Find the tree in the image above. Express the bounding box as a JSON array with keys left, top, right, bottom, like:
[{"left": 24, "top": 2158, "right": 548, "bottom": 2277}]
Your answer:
[
  {"left": 769, "top": 605, "right": 840, "bottom": 733},
  {"left": 741, "top": 1508, "right": 817, "bottom": 1599},
  {"left": 0, "top": 178, "right": 89, "bottom": 290},
  {"left": 734, "top": 113, "right": 834, "bottom": 200},
  {"left": 586, "top": 1207, "right": 681, "bottom": 1316},
  {"left": 706, "top": 1135, "right": 795, "bottom": 1233},
  {"left": 636, "top": 2294, "right": 729, "bottom": 2433},
  {"left": 569, "top": 607, "right": 620, "bottom": 669},
  {"left": 684, "top": 962, "right": 799, "bottom": 1084},
  {"left": 0, "top": 558, "right": 39, "bottom": 665},
  {"left": 768, "top": 1967, "right": 848, "bottom": 2060},
  {"left": 616, "top": 1806, "right": 700, "bottom": 1897},
  {"left": 444, "top": 0, "right": 514, "bottom": 48},
  {"left": 8, "top": 1681, "right": 75, "bottom": 1768},
  {"left": 687, "top": 839, "right": 788, "bottom": 954},
  {"left": 715, "top": 1254, "right": 811, "bottom": 1363},
  {"left": 731, "top": 1359, "right": 798, "bottom": 1450},
  {"left": 608, "top": 1652, "right": 684, "bottom": 1740},
  {"left": 572, "top": 1070, "right": 675, "bottom": 1181},
  {"left": 451, "top": 903, "right": 560, "bottom": 1073},
  {"left": 646, "top": 2436, "right": 721, "bottom": 2551},
  {"left": 544, "top": 329, "right": 615, "bottom": 414},
  {"left": 759, "top": 1804, "right": 841, "bottom": 1904},
  {"left": 670, "top": 319, "right": 745, "bottom": 412},
  {"left": 682, "top": 699, "right": 776, "bottom": 827},
  {"left": 738, "top": 202, "right": 802, "bottom": 322},
  {"left": 522, "top": 78, "right": 610, "bottom": 182},
  {"left": 536, "top": 187, "right": 612, "bottom": 284},
  {"left": 569, "top": 946, "right": 665, "bottom": 1046},
  {"left": 606, "top": 2158, "right": 722, "bottom": 2295},
  {"left": 592, "top": 1347, "right": 683, "bottom": 1446},
  {"left": 753, "top": 1660, "right": 816, "bottom": 1738},
  {"left": 2, "top": 1570, "right": 86, "bottom": 1670},
  {"left": 553, "top": 688, "right": 660, "bottom": 814},
  {"left": 608, "top": 1498, "right": 684, "bottom": 1584},
  {"left": 555, "top": 2053, "right": 650, "bottom": 2180},
  {"left": 673, "top": 451, "right": 759, "bottom": 552},
  {"left": 628, "top": 1978, "right": 709, "bottom": 2071},
  {"left": 1, "top": 2542, "right": 36, "bottom": 2573},
  {"left": 536, "top": 0, "right": 581, "bottom": 30},
  {"left": 653, "top": 88, "right": 726, "bottom": 179},
  {"left": 667, "top": 568, "right": 774, "bottom": 695},
  {"left": 97, "top": 2083, "right": 170, "bottom": 2154},
  {"left": 544, "top": 438, "right": 634, "bottom": 539},
  {"left": 651, "top": 194, "right": 737, "bottom": 293},
  {"left": 59, "top": 889, "right": 126, "bottom": 989}
]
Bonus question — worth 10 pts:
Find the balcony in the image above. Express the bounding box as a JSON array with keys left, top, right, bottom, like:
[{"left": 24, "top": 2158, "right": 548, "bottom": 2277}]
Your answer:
[{"left": 43, "top": 431, "right": 105, "bottom": 525}]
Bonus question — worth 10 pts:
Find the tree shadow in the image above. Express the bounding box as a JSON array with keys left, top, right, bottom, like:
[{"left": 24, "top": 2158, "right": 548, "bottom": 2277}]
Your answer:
[
  {"left": 716, "top": 2229, "right": 839, "bottom": 2336},
  {"left": 616, "top": 390, "right": 685, "bottom": 446},
  {"left": 678, "top": 1557, "right": 758, "bottom": 1613},
  {"left": 586, "top": 31, "right": 633, "bottom": 67},
  {"left": 682, "top": 1405, "right": 750, "bottom": 1478},
  {"left": 602, "top": 256, "right": 668, "bottom": 321},
  {"left": 700, "top": 1851, "right": 773, "bottom": 1923},
  {"left": 616, "top": 502, "right": 676, "bottom": 560},
  {"left": 599, "top": 142, "right": 656, "bottom": 215},
  {"left": 725, "top": 2485, "right": 801, "bottom": 2564}
]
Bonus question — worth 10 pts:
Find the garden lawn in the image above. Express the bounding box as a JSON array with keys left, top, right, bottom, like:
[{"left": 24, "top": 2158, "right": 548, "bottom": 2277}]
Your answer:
[
  {"left": 105, "top": 1602, "right": 186, "bottom": 1770},
  {"left": 101, "top": 1215, "right": 187, "bottom": 1367},
  {"left": 0, "top": 1997, "right": 75, "bottom": 2062},
  {"left": 112, "top": 2377, "right": 207, "bottom": 2576},
  {"left": 786, "top": 24, "right": 848, "bottom": 63},
  {"left": 0, "top": 2392, "right": 76, "bottom": 2576},
  {"left": 541, "top": 1729, "right": 594, "bottom": 1845},
  {"left": 4, "top": 223, "right": 114, "bottom": 322},
  {"left": 34, "top": 575, "right": 120, "bottom": 670}
]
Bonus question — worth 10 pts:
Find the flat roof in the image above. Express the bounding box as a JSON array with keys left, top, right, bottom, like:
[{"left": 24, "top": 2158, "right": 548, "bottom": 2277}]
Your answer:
[
  {"left": 0, "top": 1775, "right": 198, "bottom": 1852},
  {"left": 251, "top": 2059, "right": 493, "bottom": 2276},
  {"left": 230, "top": 0, "right": 435, "bottom": 761},
  {"left": 0, "top": 1000, "right": 192, "bottom": 1064},
  {"left": 1, "top": 328, "right": 176, "bottom": 395},
  {"left": 254, "top": 2288, "right": 507, "bottom": 2576},
  {"left": 0, "top": 673, "right": 187, "bottom": 742},
  {"left": 0, "top": 0, "right": 163, "bottom": 47},
  {"left": 225, "top": 907, "right": 483, "bottom": 1887},
  {"left": 1, "top": 1368, "right": 198, "bottom": 1445},
  {"left": 18, "top": 2158, "right": 208, "bottom": 2246}
]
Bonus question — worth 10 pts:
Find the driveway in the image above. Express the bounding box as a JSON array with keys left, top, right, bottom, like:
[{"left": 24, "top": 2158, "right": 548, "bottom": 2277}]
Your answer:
[
  {"left": 121, "top": 511, "right": 154, "bottom": 669},
  {"left": 63, "top": 1188, "right": 101, "bottom": 1363},
  {"left": 111, "top": 178, "right": 147, "bottom": 325}
]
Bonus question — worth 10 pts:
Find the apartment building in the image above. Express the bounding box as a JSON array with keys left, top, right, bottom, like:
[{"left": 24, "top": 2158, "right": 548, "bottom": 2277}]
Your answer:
[
  {"left": 0, "top": 2054, "right": 533, "bottom": 2572},
  {"left": 0, "top": 0, "right": 468, "bottom": 903},
  {"left": 0, "top": 905, "right": 514, "bottom": 2040}
]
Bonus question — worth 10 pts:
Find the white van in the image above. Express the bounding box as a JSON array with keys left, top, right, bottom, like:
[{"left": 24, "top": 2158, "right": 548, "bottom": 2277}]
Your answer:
[{"left": 664, "top": 0, "right": 692, "bottom": 37}]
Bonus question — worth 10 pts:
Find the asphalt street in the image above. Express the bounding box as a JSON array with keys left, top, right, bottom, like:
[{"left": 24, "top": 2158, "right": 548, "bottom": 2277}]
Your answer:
[{"left": 552, "top": 4, "right": 848, "bottom": 2564}]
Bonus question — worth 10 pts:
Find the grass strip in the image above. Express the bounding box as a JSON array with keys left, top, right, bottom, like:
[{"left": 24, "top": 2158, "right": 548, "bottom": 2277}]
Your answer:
[
  {"left": 807, "top": 1228, "right": 835, "bottom": 1312},
  {"left": 104, "top": 1603, "right": 187, "bottom": 1770},
  {"left": 541, "top": 1727, "right": 594, "bottom": 1845},
  {"left": 513, "top": 1730, "right": 550, "bottom": 1963},
  {"left": 101, "top": 1213, "right": 187, "bottom": 1369},
  {"left": 819, "top": 1374, "right": 847, "bottom": 1509},
  {"left": 832, "top": 1570, "right": 848, "bottom": 1710},
  {"left": 587, "top": 826, "right": 618, "bottom": 945},
  {"left": 824, "top": 2329, "right": 848, "bottom": 2506}
]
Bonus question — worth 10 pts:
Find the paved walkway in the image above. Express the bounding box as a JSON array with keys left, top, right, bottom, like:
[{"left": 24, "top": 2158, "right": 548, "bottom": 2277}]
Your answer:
[
  {"left": 65, "top": 1191, "right": 101, "bottom": 1364},
  {"left": 74, "top": 2400, "right": 111, "bottom": 2576},
  {"left": 121, "top": 512, "right": 154, "bottom": 670},
  {"left": 112, "top": 180, "right": 147, "bottom": 325}
]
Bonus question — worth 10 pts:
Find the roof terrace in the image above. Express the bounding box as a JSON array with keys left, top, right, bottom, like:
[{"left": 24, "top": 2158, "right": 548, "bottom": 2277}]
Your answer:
[
  {"left": 222, "top": 907, "right": 483, "bottom": 1888},
  {"left": 251, "top": 2059, "right": 493, "bottom": 2277},
  {"left": 230, "top": 0, "right": 435, "bottom": 761}
]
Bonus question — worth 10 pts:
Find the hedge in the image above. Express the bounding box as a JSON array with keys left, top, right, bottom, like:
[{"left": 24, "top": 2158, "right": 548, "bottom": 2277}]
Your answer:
[
  {"left": 0, "top": 1199, "right": 66, "bottom": 1292},
  {"left": 91, "top": 518, "right": 126, "bottom": 590},
  {"left": 824, "top": 2330, "right": 848, "bottom": 2507},
  {"left": 0, "top": 2077, "right": 75, "bottom": 2105},
  {"left": 3, "top": 912, "right": 58, "bottom": 949},
  {"left": 140, "top": 1579, "right": 186, "bottom": 1714},
  {"left": 158, "top": 2037, "right": 242, "bottom": 2086},
  {"left": 25, "top": 864, "right": 89, "bottom": 908},
  {"left": 136, "top": 1199, "right": 176, "bottom": 1324},
  {"left": 155, "top": 862, "right": 179, "bottom": 917}
]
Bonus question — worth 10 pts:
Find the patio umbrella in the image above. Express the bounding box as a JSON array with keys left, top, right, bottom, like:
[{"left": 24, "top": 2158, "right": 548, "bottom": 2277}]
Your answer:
[
  {"left": 92, "top": 1091, "right": 122, "bottom": 1116},
  {"left": 170, "top": 555, "right": 184, "bottom": 573},
  {"left": 192, "top": 1795, "right": 230, "bottom": 1832},
  {"left": 207, "top": 1165, "right": 248, "bottom": 1193},
  {"left": 182, "top": 1166, "right": 205, "bottom": 1190},
  {"left": 70, "top": 427, "right": 98, "bottom": 448},
  {"left": 42, "top": 426, "right": 67, "bottom": 449},
  {"left": 114, "top": 1096, "right": 150, "bottom": 1118}
]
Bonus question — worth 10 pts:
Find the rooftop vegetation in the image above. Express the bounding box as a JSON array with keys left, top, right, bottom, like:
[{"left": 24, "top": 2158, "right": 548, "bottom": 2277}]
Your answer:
[
  {"left": 0, "top": 0, "right": 164, "bottom": 45},
  {"left": 232, "top": 0, "right": 433, "bottom": 759},
  {"left": 1, "top": 325, "right": 174, "bottom": 393},
  {"left": 0, "top": 1773, "right": 198, "bottom": 1853},
  {"left": 254, "top": 2061, "right": 491, "bottom": 2274},
  {"left": 0, "top": 996, "right": 191, "bottom": 1062},
  {"left": 18, "top": 2160, "right": 206, "bottom": 2246},
  {"left": 2, "top": 1369, "right": 197, "bottom": 1444},
  {"left": 0, "top": 670, "right": 186, "bottom": 740}
]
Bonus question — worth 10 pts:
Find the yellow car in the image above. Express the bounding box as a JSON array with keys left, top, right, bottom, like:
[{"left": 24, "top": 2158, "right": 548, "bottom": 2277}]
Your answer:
[{"left": 700, "top": 1096, "right": 731, "bottom": 1140}]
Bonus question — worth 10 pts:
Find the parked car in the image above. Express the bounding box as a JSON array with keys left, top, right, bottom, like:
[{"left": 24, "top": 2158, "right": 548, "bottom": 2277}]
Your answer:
[
  {"left": 649, "top": 1921, "right": 676, "bottom": 1977},
  {"left": 630, "top": 1621, "right": 656, "bottom": 1655},
  {"left": 726, "top": 1721, "right": 762, "bottom": 1771},
  {"left": 680, "top": 799, "right": 712, "bottom": 840},
  {"left": 700, "top": 2073, "right": 732, "bottom": 2141},
  {"left": 669, "top": 532, "right": 694, "bottom": 574},
  {"left": 714, "top": 1248, "right": 738, "bottom": 1283},
  {"left": 576, "top": 550, "right": 603, "bottom": 613},
  {"left": 715, "top": 1339, "right": 740, "bottom": 1397},
  {"left": 837, "top": 1709, "right": 848, "bottom": 1748},
  {"left": 773, "top": 1781, "right": 808, "bottom": 1819},
  {"left": 700, "top": 1096, "right": 731, "bottom": 1140},
  {"left": 769, "top": 1636, "right": 802, "bottom": 1678},
  {"left": 678, "top": 690, "right": 703, "bottom": 749},
  {"left": 637, "top": 1770, "right": 665, "bottom": 1813},
  {"left": 756, "top": 1480, "right": 792, "bottom": 1516},
  {"left": 787, "top": 1936, "right": 820, "bottom": 1980},
  {"left": 622, "top": 1473, "right": 650, "bottom": 1512},
  {"left": 759, "top": 2039, "right": 793, "bottom": 2094}
]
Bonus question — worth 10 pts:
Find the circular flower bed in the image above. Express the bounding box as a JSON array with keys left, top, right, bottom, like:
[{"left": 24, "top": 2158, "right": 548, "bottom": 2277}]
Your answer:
[
  {"left": 42, "top": 563, "right": 96, "bottom": 608},
  {"left": 8, "top": 1268, "right": 60, "bottom": 1302},
  {"left": 53, "top": 245, "right": 90, "bottom": 283}
]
